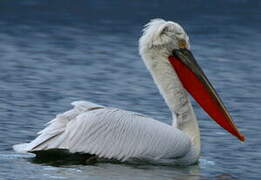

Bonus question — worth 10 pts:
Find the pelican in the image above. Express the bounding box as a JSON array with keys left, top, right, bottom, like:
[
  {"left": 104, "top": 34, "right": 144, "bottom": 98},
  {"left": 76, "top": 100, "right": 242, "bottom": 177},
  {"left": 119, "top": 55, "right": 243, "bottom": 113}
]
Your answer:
[{"left": 13, "top": 19, "right": 244, "bottom": 165}]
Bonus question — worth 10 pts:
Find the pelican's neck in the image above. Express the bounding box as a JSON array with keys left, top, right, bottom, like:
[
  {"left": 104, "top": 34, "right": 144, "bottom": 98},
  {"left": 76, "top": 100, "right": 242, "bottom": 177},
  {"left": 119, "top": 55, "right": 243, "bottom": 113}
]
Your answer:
[{"left": 141, "top": 49, "right": 201, "bottom": 154}]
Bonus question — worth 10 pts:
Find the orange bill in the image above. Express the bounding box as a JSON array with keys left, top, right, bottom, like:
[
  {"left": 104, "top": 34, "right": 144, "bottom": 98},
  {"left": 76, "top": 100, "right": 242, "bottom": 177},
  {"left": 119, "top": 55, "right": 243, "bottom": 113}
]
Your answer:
[{"left": 168, "top": 49, "right": 245, "bottom": 141}]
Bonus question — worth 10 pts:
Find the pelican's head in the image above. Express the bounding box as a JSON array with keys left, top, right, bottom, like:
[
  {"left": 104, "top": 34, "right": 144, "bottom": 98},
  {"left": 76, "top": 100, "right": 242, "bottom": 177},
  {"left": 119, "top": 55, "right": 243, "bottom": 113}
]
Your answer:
[
  {"left": 139, "top": 19, "right": 245, "bottom": 142},
  {"left": 139, "top": 19, "right": 190, "bottom": 57}
]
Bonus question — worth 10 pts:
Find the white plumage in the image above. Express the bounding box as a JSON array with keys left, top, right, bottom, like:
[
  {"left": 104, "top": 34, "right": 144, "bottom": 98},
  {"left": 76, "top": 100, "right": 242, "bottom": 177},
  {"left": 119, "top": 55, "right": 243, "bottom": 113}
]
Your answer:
[
  {"left": 15, "top": 101, "right": 193, "bottom": 164},
  {"left": 13, "top": 19, "right": 202, "bottom": 165}
]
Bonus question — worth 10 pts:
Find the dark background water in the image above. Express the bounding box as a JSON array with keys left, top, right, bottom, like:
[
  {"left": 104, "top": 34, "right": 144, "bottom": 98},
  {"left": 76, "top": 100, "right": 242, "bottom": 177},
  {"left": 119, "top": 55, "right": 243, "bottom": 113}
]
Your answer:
[{"left": 0, "top": 0, "right": 261, "bottom": 179}]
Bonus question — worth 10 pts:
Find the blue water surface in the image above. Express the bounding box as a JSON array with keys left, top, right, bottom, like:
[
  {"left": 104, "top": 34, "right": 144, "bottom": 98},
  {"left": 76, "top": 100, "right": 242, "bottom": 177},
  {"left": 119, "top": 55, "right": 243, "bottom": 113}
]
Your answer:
[{"left": 0, "top": 0, "right": 261, "bottom": 179}]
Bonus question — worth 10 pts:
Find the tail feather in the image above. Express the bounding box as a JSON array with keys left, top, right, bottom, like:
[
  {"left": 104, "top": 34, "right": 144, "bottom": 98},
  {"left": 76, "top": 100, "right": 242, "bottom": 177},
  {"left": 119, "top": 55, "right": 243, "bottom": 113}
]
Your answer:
[
  {"left": 13, "top": 143, "right": 30, "bottom": 153},
  {"left": 13, "top": 100, "right": 104, "bottom": 153}
]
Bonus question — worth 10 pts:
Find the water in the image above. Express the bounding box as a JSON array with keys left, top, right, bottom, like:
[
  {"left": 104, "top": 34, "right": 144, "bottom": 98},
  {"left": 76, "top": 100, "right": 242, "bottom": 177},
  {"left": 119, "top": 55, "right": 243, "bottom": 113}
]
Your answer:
[{"left": 0, "top": 0, "right": 261, "bottom": 179}]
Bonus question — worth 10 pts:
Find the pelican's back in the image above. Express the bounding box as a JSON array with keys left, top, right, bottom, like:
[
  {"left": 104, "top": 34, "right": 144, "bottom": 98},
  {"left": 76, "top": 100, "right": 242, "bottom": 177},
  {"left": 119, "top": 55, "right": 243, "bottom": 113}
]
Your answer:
[{"left": 14, "top": 101, "right": 191, "bottom": 163}]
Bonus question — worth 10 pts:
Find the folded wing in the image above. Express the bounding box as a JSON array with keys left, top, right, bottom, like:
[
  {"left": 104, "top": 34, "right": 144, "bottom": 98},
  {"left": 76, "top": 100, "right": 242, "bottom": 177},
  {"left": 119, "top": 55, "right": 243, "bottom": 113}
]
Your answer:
[{"left": 14, "top": 101, "right": 191, "bottom": 162}]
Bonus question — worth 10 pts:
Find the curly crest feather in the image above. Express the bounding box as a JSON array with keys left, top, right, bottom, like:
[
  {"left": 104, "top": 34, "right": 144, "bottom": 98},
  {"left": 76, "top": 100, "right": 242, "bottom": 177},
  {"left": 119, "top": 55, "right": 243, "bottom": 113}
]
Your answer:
[{"left": 139, "top": 18, "right": 190, "bottom": 57}]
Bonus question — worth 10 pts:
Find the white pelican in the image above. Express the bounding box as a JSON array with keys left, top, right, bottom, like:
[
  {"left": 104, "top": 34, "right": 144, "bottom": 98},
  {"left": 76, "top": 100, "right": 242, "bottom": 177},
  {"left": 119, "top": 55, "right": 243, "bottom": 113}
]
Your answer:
[{"left": 13, "top": 19, "right": 244, "bottom": 165}]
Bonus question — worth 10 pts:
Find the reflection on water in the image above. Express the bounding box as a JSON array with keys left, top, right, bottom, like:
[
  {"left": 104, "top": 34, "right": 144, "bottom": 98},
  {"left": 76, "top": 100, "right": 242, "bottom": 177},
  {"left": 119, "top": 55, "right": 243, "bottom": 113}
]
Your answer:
[
  {"left": 0, "top": 152, "right": 239, "bottom": 180},
  {"left": 0, "top": 0, "right": 261, "bottom": 180}
]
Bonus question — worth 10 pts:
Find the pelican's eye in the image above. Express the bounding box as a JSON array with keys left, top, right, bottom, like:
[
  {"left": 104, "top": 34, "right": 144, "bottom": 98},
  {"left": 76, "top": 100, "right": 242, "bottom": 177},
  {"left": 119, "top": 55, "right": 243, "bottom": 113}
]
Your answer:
[{"left": 178, "top": 39, "right": 187, "bottom": 49}]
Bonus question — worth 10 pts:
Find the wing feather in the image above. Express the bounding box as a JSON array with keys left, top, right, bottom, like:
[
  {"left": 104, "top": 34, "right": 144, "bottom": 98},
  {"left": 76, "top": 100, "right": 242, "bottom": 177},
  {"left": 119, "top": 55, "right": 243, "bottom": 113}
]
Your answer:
[
  {"left": 13, "top": 101, "right": 191, "bottom": 162},
  {"left": 55, "top": 108, "right": 191, "bottom": 161},
  {"left": 13, "top": 101, "right": 104, "bottom": 152}
]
